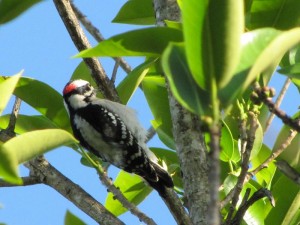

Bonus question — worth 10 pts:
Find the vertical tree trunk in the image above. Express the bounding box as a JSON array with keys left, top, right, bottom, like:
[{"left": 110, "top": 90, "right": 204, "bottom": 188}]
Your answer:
[{"left": 152, "top": 1, "right": 210, "bottom": 224}]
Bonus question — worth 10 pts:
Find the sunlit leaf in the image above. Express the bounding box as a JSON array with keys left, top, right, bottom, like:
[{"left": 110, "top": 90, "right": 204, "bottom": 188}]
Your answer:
[
  {"left": 162, "top": 43, "right": 210, "bottom": 116},
  {"left": 266, "top": 174, "right": 300, "bottom": 224},
  {"left": 0, "top": 77, "right": 71, "bottom": 132},
  {"left": 0, "top": 114, "right": 57, "bottom": 134},
  {"left": 112, "top": 0, "right": 155, "bottom": 25},
  {"left": 247, "top": 0, "right": 300, "bottom": 30},
  {"left": 274, "top": 112, "right": 300, "bottom": 168},
  {"left": 0, "top": 129, "right": 77, "bottom": 184},
  {"left": 0, "top": 73, "right": 22, "bottom": 115},
  {"left": 105, "top": 170, "right": 152, "bottom": 216},
  {"left": 75, "top": 27, "right": 183, "bottom": 57},
  {"left": 142, "top": 76, "right": 174, "bottom": 149},
  {"left": 181, "top": 0, "right": 208, "bottom": 89},
  {"left": 117, "top": 58, "right": 157, "bottom": 104}
]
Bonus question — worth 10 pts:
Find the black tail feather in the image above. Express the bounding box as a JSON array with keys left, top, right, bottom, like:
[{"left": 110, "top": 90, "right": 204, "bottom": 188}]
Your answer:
[{"left": 145, "top": 163, "right": 174, "bottom": 198}]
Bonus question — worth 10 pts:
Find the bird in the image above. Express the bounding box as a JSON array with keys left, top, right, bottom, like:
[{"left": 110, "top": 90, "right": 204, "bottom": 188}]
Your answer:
[{"left": 62, "top": 79, "right": 173, "bottom": 196}]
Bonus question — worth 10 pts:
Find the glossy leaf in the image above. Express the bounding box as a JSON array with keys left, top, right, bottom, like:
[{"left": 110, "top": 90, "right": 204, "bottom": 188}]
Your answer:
[
  {"left": 205, "top": 0, "right": 244, "bottom": 88},
  {"left": 181, "top": 0, "right": 208, "bottom": 89},
  {"left": 75, "top": 27, "right": 183, "bottom": 58},
  {"left": 274, "top": 112, "right": 300, "bottom": 168},
  {"left": 247, "top": 0, "right": 300, "bottom": 30},
  {"left": 142, "top": 76, "right": 174, "bottom": 149},
  {"left": 0, "top": 129, "right": 77, "bottom": 184},
  {"left": 205, "top": 121, "right": 236, "bottom": 163},
  {"left": 112, "top": 0, "right": 155, "bottom": 25},
  {"left": 105, "top": 170, "right": 152, "bottom": 216},
  {"left": 64, "top": 210, "right": 86, "bottom": 225},
  {"left": 0, "top": 114, "right": 57, "bottom": 134},
  {"left": 117, "top": 58, "right": 157, "bottom": 104},
  {"left": 278, "top": 63, "right": 300, "bottom": 77},
  {"left": 251, "top": 144, "right": 276, "bottom": 187},
  {"left": 0, "top": 77, "right": 71, "bottom": 132},
  {"left": 162, "top": 42, "right": 210, "bottom": 116},
  {"left": 266, "top": 174, "right": 300, "bottom": 225},
  {"left": 223, "top": 175, "right": 266, "bottom": 224},
  {"left": 0, "top": 0, "right": 41, "bottom": 24},
  {"left": 219, "top": 28, "right": 281, "bottom": 107},
  {"left": 0, "top": 73, "right": 21, "bottom": 115}
]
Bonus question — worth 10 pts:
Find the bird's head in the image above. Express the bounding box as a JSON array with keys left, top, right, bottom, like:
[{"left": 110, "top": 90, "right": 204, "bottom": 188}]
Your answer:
[{"left": 63, "top": 79, "right": 96, "bottom": 112}]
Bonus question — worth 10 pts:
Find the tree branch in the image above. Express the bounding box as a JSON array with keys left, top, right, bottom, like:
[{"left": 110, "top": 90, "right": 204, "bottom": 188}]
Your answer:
[
  {"left": 276, "top": 160, "right": 300, "bottom": 185},
  {"left": 24, "top": 156, "right": 125, "bottom": 225},
  {"left": 53, "top": 0, "right": 119, "bottom": 101},
  {"left": 230, "top": 188, "right": 275, "bottom": 225},
  {"left": 253, "top": 84, "right": 300, "bottom": 132},
  {"left": 70, "top": 1, "right": 132, "bottom": 74},
  {"left": 264, "top": 78, "right": 291, "bottom": 132},
  {"left": 81, "top": 149, "right": 157, "bottom": 225},
  {"left": 153, "top": 1, "right": 208, "bottom": 224},
  {"left": 0, "top": 176, "right": 41, "bottom": 187},
  {"left": 225, "top": 111, "right": 258, "bottom": 223},
  {"left": 0, "top": 97, "right": 21, "bottom": 142}
]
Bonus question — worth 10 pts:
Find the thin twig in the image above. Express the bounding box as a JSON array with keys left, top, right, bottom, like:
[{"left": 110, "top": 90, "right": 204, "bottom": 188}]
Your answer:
[
  {"left": 70, "top": 1, "right": 132, "bottom": 74},
  {"left": 253, "top": 84, "right": 300, "bottom": 132},
  {"left": 264, "top": 78, "right": 291, "bottom": 132},
  {"left": 230, "top": 188, "right": 275, "bottom": 225},
  {"left": 53, "top": 0, "right": 119, "bottom": 101},
  {"left": 24, "top": 156, "right": 125, "bottom": 225},
  {"left": 80, "top": 147, "right": 157, "bottom": 225},
  {"left": 111, "top": 59, "right": 120, "bottom": 84},
  {"left": 0, "top": 97, "right": 21, "bottom": 142},
  {"left": 249, "top": 129, "right": 297, "bottom": 177},
  {"left": 146, "top": 126, "right": 156, "bottom": 143},
  {"left": 0, "top": 176, "right": 41, "bottom": 187},
  {"left": 276, "top": 160, "right": 300, "bottom": 184},
  {"left": 225, "top": 112, "right": 258, "bottom": 224}
]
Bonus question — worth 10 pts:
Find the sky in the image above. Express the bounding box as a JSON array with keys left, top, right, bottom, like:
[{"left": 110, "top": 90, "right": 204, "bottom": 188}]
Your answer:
[{"left": 0, "top": 1, "right": 300, "bottom": 225}]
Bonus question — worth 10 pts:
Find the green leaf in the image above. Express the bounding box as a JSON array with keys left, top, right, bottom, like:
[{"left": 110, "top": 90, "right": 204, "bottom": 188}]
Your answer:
[
  {"left": 75, "top": 27, "right": 183, "bottom": 58},
  {"left": 223, "top": 175, "right": 266, "bottom": 224},
  {"left": 0, "top": 77, "right": 71, "bottom": 132},
  {"left": 105, "top": 170, "right": 152, "bottom": 216},
  {"left": 117, "top": 58, "right": 157, "bottom": 104},
  {"left": 0, "top": 129, "right": 77, "bottom": 184},
  {"left": 248, "top": 0, "right": 300, "bottom": 30},
  {"left": 181, "top": 0, "right": 208, "bottom": 89},
  {"left": 0, "top": 0, "right": 41, "bottom": 24},
  {"left": 162, "top": 42, "right": 210, "bottom": 115},
  {"left": 219, "top": 121, "right": 235, "bottom": 163},
  {"left": 266, "top": 174, "right": 300, "bottom": 225},
  {"left": 0, "top": 73, "right": 22, "bottom": 116},
  {"left": 205, "top": 0, "right": 244, "bottom": 88},
  {"left": 251, "top": 144, "right": 276, "bottom": 188},
  {"left": 0, "top": 114, "right": 57, "bottom": 134},
  {"left": 112, "top": 0, "right": 155, "bottom": 25},
  {"left": 219, "top": 27, "right": 300, "bottom": 108},
  {"left": 274, "top": 112, "right": 300, "bottom": 168},
  {"left": 250, "top": 120, "right": 263, "bottom": 160},
  {"left": 142, "top": 76, "right": 174, "bottom": 149},
  {"left": 278, "top": 63, "right": 300, "bottom": 77},
  {"left": 219, "top": 28, "right": 281, "bottom": 107},
  {"left": 65, "top": 210, "right": 86, "bottom": 225}
]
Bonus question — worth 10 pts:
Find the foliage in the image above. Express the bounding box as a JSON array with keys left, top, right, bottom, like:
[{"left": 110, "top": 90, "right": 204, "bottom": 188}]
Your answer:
[{"left": 1, "top": 0, "right": 300, "bottom": 224}]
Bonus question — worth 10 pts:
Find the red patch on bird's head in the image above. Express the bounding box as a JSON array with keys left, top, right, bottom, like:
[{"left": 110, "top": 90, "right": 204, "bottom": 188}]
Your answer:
[{"left": 63, "top": 82, "right": 77, "bottom": 95}]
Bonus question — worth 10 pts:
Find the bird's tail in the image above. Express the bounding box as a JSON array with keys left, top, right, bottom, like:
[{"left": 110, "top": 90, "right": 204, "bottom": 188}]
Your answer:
[{"left": 146, "top": 162, "right": 174, "bottom": 198}]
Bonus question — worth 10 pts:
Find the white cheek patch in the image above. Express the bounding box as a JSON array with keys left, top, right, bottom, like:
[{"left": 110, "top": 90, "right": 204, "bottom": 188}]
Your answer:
[{"left": 68, "top": 94, "right": 89, "bottom": 110}]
